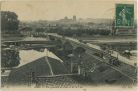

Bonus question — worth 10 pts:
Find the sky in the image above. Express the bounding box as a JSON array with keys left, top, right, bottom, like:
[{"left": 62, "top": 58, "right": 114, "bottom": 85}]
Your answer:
[{"left": 1, "top": 0, "right": 137, "bottom": 21}]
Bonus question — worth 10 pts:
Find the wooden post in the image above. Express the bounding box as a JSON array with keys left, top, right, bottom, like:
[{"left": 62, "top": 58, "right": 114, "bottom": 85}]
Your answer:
[
  {"left": 28, "top": 73, "right": 31, "bottom": 87},
  {"left": 71, "top": 61, "right": 73, "bottom": 73},
  {"left": 78, "top": 65, "right": 80, "bottom": 75}
]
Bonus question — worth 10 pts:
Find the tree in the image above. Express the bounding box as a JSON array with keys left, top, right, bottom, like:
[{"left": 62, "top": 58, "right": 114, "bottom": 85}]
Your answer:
[
  {"left": 111, "top": 20, "right": 116, "bottom": 35},
  {"left": 55, "top": 39, "right": 63, "bottom": 49},
  {"left": 2, "top": 49, "right": 20, "bottom": 67},
  {"left": 73, "top": 47, "right": 96, "bottom": 77},
  {"left": 1, "top": 11, "right": 19, "bottom": 33},
  {"left": 74, "top": 47, "right": 86, "bottom": 64},
  {"left": 73, "top": 47, "right": 86, "bottom": 74},
  {"left": 20, "top": 27, "right": 32, "bottom": 36},
  {"left": 63, "top": 41, "right": 73, "bottom": 55},
  {"left": 49, "top": 35, "right": 55, "bottom": 41},
  {"left": 35, "top": 28, "right": 45, "bottom": 33},
  {"left": 74, "top": 47, "right": 86, "bottom": 56}
]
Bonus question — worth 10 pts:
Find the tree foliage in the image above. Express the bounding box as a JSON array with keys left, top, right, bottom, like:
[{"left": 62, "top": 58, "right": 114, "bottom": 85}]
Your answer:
[
  {"left": 2, "top": 49, "right": 20, "bottom": 67},
  {"left": 20, "top": 27, "right": 32, "bottom": 31},
  {"left": 74, "top": 47, "right": 86, "bottom": 55},
  {"left": 1, "top": 11, "right": 19, "bottom": 32},
  {"left": 35, "top": 28, "right": 45, "bottom": 33},
  {"left": 63, "top": 41, "right": 73, "bottom": 55}
]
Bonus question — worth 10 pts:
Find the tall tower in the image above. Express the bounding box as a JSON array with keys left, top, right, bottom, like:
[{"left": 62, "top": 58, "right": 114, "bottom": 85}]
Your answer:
[
  {"left": 64, "top": 16, "right": 68, "bottom": 20},
  {"left": 73, "top": 15, "right": 76, "bottom": 21}
]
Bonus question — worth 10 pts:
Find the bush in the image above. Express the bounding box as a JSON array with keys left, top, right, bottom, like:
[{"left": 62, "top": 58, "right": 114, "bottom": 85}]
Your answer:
[{"left": 2, "top": 49, "right": 20, "bottom": 67}]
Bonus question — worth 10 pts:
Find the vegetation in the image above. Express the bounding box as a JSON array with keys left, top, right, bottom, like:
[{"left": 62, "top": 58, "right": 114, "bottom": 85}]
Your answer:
[
  {"left": 2, "top": 49, "right": 20, "bottom": 67},
  {"left": 1, "top": 11, "right": 19, "bottom": 33},
  {"left": 35, "top": 28, "right": 45, "bottom": 33},
  {"left": 63, "top": 41, "right": 73, "bottom": 55},
  {"left": 20, "top": 20, "right": 112, "bottom": 37},
  {"left": 74, "top": 47, "right": 86, "bottom": 56},
  {"left": 55, "top": 28, "right": 110, "bottom": 37}
]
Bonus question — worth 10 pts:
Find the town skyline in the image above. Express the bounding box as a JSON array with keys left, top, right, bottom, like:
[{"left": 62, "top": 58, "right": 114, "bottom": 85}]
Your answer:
[{"left": 1, "top": 0, "right": 137, "bottom": 21}]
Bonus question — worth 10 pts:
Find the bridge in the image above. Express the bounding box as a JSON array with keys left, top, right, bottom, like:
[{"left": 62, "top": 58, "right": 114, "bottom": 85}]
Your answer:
[
  {"left": 48, "top": 33, "right": 136, "bottom": 66},
  {"left": 3, "top": 40, "right": 55, "bottom": 45},
  {"left": 2, "top": 37, "right": 57, "bottom": 49},
  {"left": 48, "top": 33, "right": 137, "bottom": 81},
  {"left": 2, "top": 34, "right": 137, "bottom": 82}
]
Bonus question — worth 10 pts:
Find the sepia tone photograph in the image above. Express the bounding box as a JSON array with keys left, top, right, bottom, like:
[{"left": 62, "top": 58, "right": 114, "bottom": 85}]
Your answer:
[{"left": 0, "top": 0, "right": 137, "bottom": 90}]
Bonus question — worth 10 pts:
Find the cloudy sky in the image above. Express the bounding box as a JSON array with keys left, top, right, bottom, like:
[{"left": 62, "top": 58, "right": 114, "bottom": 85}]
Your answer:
[{"left": 1, "top": 0, "right": 137, "bottom": 21}]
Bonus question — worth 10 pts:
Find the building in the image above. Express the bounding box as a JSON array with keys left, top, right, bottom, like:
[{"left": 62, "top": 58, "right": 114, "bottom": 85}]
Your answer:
[
  {"left": 7, "top": 49, "right": 68, "bottom": 85},
  {"left": 73, "top": 15, "right": 76, "bottom": 21}
]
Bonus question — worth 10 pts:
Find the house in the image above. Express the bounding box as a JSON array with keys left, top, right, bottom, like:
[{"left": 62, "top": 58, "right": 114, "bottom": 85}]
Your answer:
[{"left": 7, "top": 49, "right": 68, "bottom": 86}]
